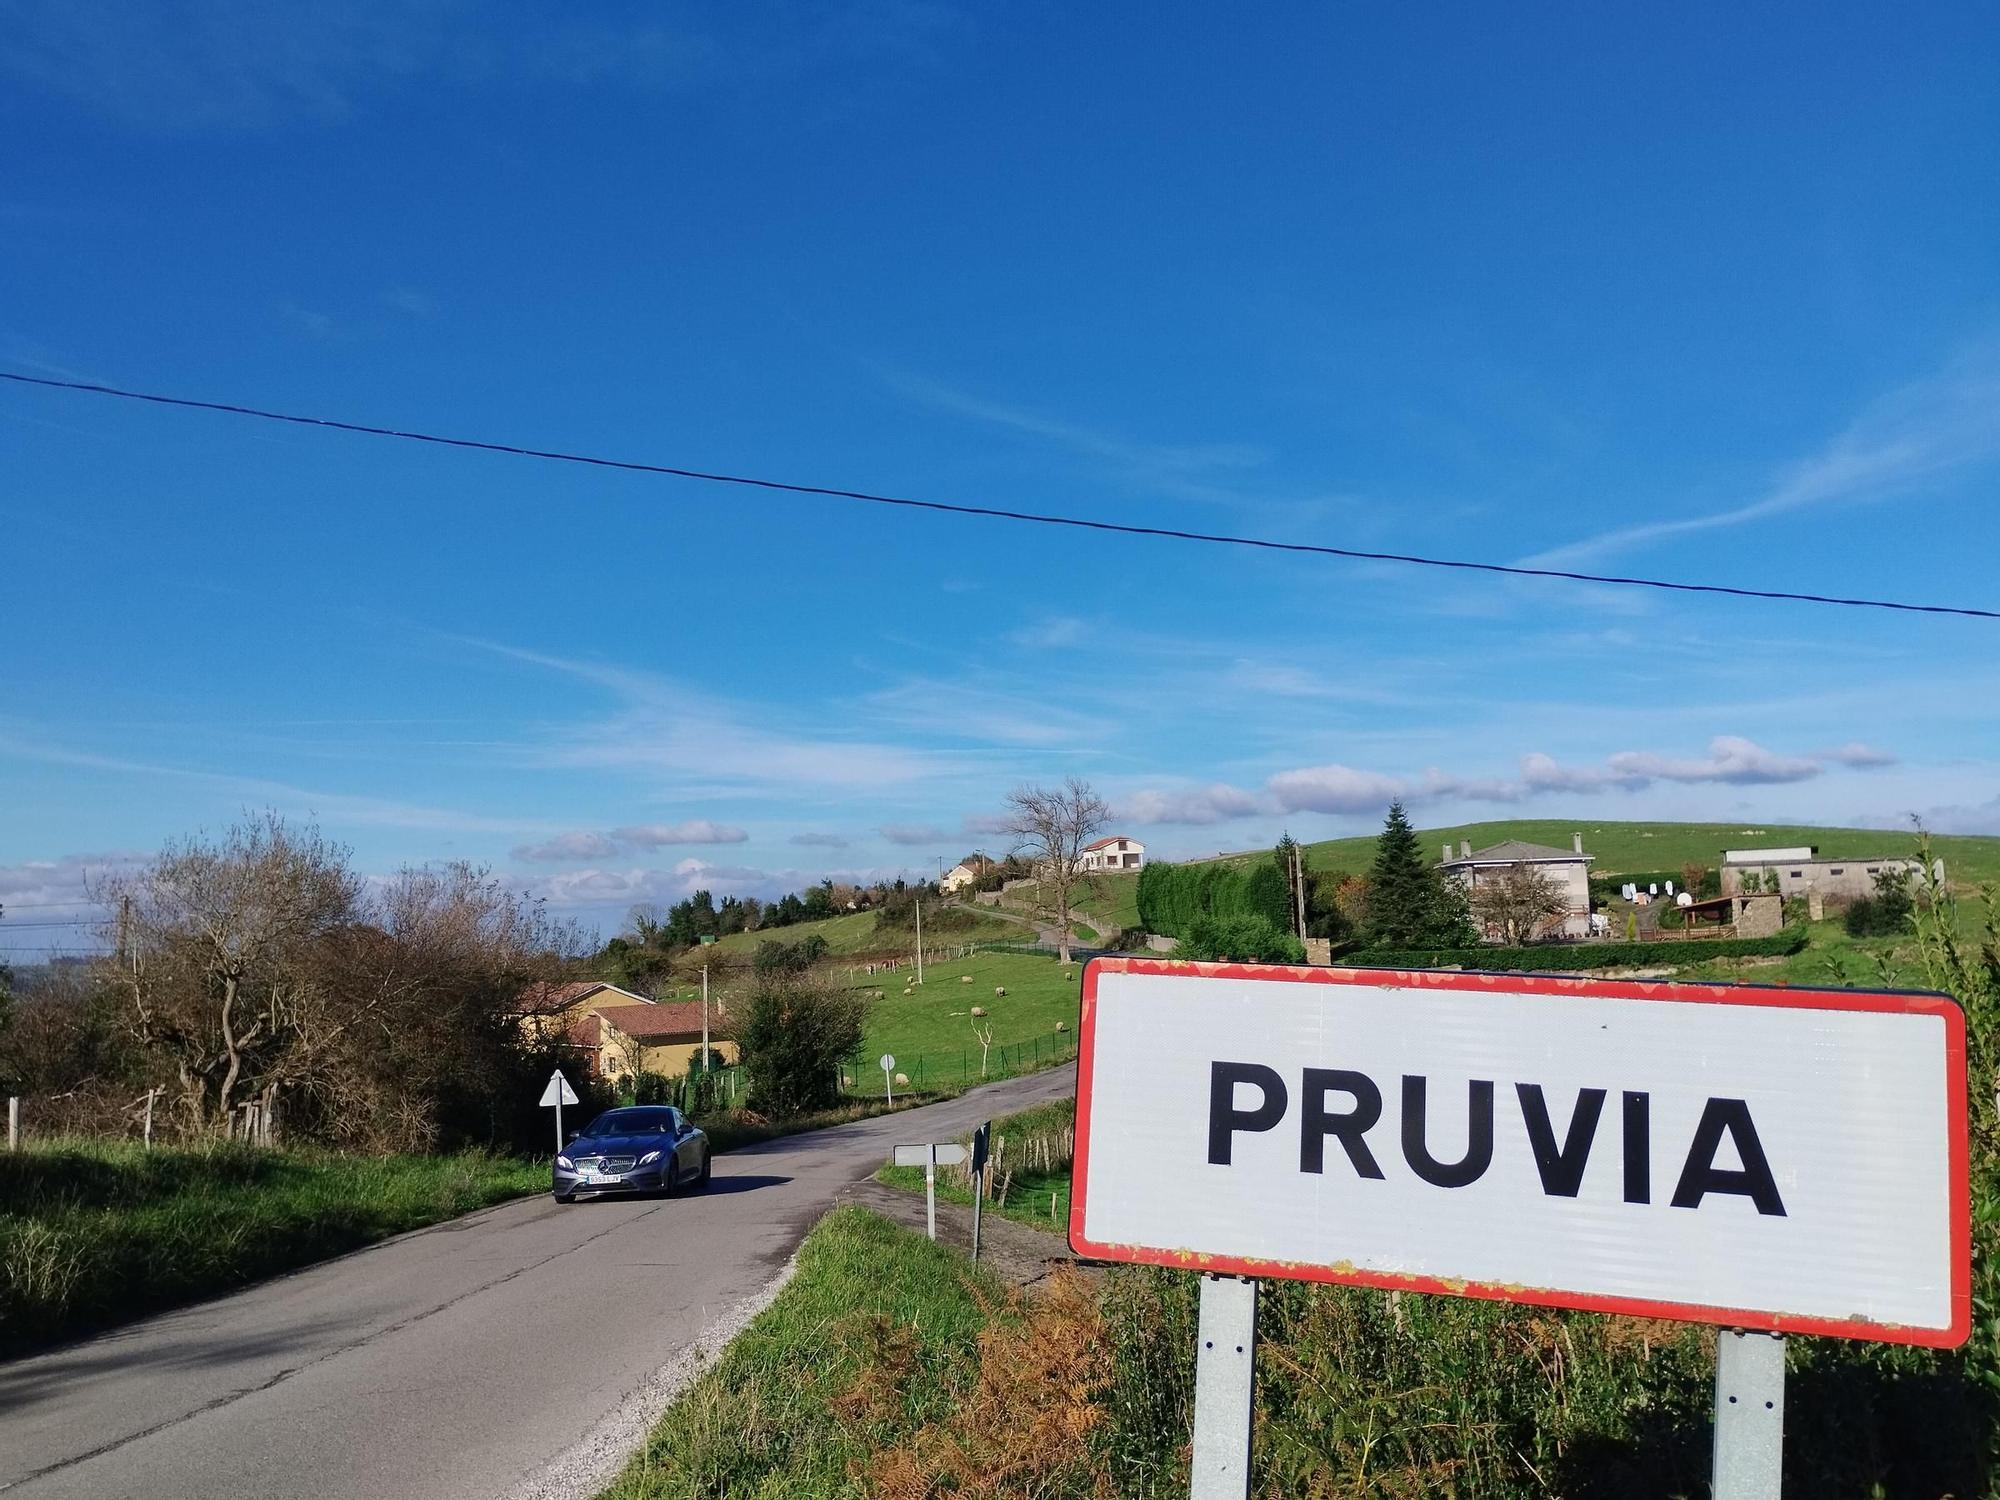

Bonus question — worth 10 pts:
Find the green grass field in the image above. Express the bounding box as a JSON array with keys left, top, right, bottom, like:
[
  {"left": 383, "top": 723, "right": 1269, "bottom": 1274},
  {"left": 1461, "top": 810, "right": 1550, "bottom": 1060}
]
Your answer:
[
  {"left": 0, "top": 1141, "right": 541, "bottom": 1356},
  {"left": 989, "top": 870, "right": 1142, "bottom": 938},
  {"left": 846, "top": 950, "right": 1082, "bottom": 1090},
  {"left": 684, "top": 906, "right": 1019, "bottom": 965}
]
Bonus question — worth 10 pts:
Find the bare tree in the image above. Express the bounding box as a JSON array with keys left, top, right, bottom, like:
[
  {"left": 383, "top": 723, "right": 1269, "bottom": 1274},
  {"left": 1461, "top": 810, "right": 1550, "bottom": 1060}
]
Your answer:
[
  {"left": 972, "top": 1019, "right": 995, "bottom": 1078},
  {"left": 101, "top": 815, "right": 360, "bottom": 1132},
  {"left": 1469, "top": 861, "right": 1571, "bottom": 946},
  {"left": 1001, "top": 777, "right": 1110, "bottom": 963}
]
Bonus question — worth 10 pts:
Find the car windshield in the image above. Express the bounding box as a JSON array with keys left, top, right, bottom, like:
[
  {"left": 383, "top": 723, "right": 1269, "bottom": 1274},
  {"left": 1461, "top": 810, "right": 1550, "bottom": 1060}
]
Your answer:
[{"left": 583, "top": 1108, "right": 675, "bottom": 1137}]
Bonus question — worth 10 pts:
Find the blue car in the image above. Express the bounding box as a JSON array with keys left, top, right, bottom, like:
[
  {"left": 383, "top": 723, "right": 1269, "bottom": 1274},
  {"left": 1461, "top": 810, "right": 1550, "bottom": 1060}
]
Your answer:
[{"left": 553, "top": 1105, "right": 712, "bottom": 1202}]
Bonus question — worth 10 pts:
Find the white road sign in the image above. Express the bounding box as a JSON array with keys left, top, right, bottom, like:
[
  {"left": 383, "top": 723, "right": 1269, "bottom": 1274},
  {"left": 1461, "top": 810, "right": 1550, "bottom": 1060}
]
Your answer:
[
  {"left": 1070, "top": 958, "right": 1968, "bottom": 1347},
  {"left": 539, "top": 1070, "right": 579, "bottom": 1108},
  {"left": 879, "top": 1054, "right": 895, "bottom": 1073},
  {"left": 894, "top": 1142, "right": 969, "bottom": 1167}
]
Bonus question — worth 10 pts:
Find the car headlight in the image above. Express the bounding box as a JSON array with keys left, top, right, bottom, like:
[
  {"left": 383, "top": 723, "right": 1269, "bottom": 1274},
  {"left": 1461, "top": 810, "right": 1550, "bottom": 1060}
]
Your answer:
[
  {"left": 638, "top": 1150, "right": 661, "bottom": 1166},
  {"left": 556, "top": 1155, "right": 574, "bottom": 1170}
]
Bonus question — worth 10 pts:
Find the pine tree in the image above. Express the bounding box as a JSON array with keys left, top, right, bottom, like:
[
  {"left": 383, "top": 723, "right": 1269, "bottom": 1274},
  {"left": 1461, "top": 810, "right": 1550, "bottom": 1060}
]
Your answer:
[
  {"left": 1364, "top": 802, "right": 1433, "bottom": 947},
  {"left": 1363, "top": 803, "right": 1479, "bottom": 948}
]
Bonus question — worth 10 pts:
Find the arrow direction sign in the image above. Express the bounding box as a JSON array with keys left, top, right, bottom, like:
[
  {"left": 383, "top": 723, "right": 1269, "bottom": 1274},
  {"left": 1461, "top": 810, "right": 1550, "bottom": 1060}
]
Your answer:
[{"left": 540, "top": 1068, "right": 580, "bottom": 1154}]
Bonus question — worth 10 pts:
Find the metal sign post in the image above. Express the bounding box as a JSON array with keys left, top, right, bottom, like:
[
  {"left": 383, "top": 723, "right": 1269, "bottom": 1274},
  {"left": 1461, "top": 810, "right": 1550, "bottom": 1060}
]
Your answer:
[
  {"left": 1712, "top": 1331, "right": 1786, "bottom": 1498},
  {"left": 879, "top": 1053, "right": 895, "bottom": 1105},
  {"left": 1191, "top": 1275, "right": 1258, "bottom": 1499},
  {"left": 539, "top": 1068, "right": 579, "bottom": 1153},
  {"left": 893, "top": 1142, "right": 969, "bottom": 1240},
  {"left": 970, "top": 1121, "right": 991, "bottom": 1263}
]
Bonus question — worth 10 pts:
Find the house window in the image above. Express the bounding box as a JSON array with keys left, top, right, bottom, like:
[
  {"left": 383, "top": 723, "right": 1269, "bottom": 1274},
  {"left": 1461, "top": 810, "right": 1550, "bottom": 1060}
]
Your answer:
[
  {"left": 1829, "top": 868, "right": 1844, "bottom": 876},
  {"left": 1866, "top": 867, "right": 1880, "bottom": 875},
  {"left": 1790, "top": 871, "right": 1803, "bottom": 879}
]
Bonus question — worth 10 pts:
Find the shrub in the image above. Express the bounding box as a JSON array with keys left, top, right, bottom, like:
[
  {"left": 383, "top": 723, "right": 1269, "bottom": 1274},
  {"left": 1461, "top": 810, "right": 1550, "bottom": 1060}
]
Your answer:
[
  {"left": 1342, "top": 929, "right": 1808, "bottom": 971},
  {"left": 753, "top": 934, "right": 829, "bottom": 976},
  {"left": 738, "top": 975, "right": 864, "bottom": 1116},
  {"left": 1846, "top": 868, "right": 1915, "bottom": 937},
  {"left": 1180, "top": 914, "right": 1307, "bottom": 964},
  {"left": 630, "top": 1070, "right": 672, "bottom": 1105}
]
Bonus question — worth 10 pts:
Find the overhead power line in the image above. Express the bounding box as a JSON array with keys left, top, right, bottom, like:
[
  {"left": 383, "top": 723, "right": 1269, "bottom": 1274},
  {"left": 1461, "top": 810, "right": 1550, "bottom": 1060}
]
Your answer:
[{"left": 3, "top": 369, "right": 1994, "bottom": 621}]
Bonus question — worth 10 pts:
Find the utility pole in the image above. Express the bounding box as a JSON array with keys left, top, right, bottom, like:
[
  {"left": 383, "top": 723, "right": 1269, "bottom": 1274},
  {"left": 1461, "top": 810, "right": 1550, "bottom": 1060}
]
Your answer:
[
  {"left": 700, "top": 963, "right": 710, "bottom": 1072},
  {"left": 915, "top": 896, "right": 924, "bottom": 985},
  {"left": 1293, "top": 843, "right": 1307, "bottom": 941}
]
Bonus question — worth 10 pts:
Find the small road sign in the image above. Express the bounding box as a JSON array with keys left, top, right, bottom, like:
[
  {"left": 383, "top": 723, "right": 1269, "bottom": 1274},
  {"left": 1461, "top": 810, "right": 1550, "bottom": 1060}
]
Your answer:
[
  {"left": 893, "top": 1143, "right": 968, "bottom": 1167},
  {"left": 879, "top": 1053, "right": 896, "bottom": 1105},
  {"left": 539, "top": 1068, "right": 580, "bottom": 1154},
  {"left": 539, "top": 1070, "right": 580, "bottom": 1109},
  {"left": 893, "top": 1142, "right": 970, "bottom": 1239}
]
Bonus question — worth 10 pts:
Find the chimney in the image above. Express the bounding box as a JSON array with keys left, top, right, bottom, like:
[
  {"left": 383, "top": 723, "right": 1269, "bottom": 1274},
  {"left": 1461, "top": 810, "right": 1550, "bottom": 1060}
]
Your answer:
[
  {"left": 1459, "top": 840, "right": 1472, "bottom": 859},
  {"left": 1572, "top": 832, "right": 1584, "bottom": 855},
  {"left": 1443, "top": 842, "right": 1453, "bottom": 862}
]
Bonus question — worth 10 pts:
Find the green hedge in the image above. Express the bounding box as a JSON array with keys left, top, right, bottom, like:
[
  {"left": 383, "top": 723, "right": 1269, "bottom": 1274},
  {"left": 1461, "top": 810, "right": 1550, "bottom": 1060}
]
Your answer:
[
  {"left": 1137, "top": 860, "right": 1289, "bottom": 938},
  {"left": 1340, "top": 928, "right": 1807, "bottom": 971}
]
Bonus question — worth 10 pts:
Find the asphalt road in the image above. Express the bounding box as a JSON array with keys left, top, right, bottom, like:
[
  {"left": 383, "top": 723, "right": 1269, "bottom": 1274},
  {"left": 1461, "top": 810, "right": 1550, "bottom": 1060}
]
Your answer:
[{"left": 0, "top": 1065, "right": 1076, "bottom": 1500}]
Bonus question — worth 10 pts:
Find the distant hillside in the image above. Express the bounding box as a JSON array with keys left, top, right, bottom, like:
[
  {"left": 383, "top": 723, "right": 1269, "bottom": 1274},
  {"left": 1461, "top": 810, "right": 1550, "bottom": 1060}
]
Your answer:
[{"left": 1197, "top": 819, "right": 2000, "bottom": 887}]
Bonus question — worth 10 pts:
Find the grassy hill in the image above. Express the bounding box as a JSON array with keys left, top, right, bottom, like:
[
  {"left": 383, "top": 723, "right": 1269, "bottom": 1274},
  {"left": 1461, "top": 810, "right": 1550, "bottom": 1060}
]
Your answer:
[
  {"left": 688, "top": 905, "right": 1018, "bottom": 962},
  {"left": 1188, "top": 818, "right": 2000, "bottom": 887},
  {"left": 987, "top": 871, "right": 1142, "bottom": 940}
]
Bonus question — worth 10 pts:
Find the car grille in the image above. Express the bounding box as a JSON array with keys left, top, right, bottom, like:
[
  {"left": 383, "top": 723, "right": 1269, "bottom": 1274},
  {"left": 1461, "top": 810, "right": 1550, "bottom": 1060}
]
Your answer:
[{"left": 587, "top": 1156, "right": 638, "bottom": 1173}]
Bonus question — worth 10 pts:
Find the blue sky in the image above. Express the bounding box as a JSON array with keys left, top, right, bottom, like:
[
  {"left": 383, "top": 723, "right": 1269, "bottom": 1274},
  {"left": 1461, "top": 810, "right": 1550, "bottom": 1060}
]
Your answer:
[{"left": 4, "top": 2, "right": 1998, "bottom": 956}]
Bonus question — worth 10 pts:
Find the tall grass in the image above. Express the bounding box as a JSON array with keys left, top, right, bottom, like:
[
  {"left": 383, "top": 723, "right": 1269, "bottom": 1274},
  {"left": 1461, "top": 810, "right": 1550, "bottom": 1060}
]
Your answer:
[
  {"left": 602, "top": 1206, "right": 1008, "bottom": 1498},
  {"left": 0, "top": 1138, "right": 541, "bottom": 1355}
]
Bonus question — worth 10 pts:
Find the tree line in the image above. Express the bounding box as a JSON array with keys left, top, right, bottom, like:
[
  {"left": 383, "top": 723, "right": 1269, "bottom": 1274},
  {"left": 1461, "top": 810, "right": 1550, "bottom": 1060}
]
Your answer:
[
  {"left": 1140, "top": 803, "right": 1482, "bottom": 959},
  {"left": 0, "top": 816, "right": 593, "bottom": 1153}
]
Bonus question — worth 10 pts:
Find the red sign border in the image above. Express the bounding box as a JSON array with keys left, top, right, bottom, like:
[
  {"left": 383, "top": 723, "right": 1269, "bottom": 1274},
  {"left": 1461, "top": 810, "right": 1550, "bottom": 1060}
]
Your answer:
[{"left": 1067, "top": 957, "right": 1970, "bottom": 1349}]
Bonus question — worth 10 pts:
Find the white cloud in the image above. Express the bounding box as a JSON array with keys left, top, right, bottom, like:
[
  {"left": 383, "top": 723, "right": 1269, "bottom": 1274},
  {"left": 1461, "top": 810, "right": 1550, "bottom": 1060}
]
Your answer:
[
  {"left": 613, "top": 821, "right": 749, "bottom": 848},
  {"left": 1120, "top": 784, "right": 1264, "bottom": 826},
  {"left": 1824, "top": 742, "right": 1898, "bottom": 769},
  {"left": 1266, "top": 764, "right": 1408, "bottom": 815},
  {"left": 1605, "top": 736, "right": 1822, "bottom": 786},
  {"left": 512, "top": 821, "right": 750, "bottom": 862},
  {"left": 511, "top": 831, "right": 622, "bottom": 863},
  {"left": 453, "top": 635, "right": 967, "bottom": 796},
  {"left": 1521, "top": 352, "right": 2000, "bottom": 568},
  {"left": 961, "top": 813, "right": 1013, "bottom": 837},
  {"left": 879, "top": 823, "right": 949, "bottom": 847},
  {"left": 789, "top": 831, "right": 851, "bottom": 849}
]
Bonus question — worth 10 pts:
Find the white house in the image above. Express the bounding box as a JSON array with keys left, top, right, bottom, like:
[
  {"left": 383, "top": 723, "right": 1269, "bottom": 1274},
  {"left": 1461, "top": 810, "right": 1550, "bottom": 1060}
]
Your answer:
[
  {"left": 1438, "top": 834, "right": 1593, "bottom": 940},
  {"left": 1078, "top": 835, "right": 1145, "bottom": 873},
  {"left": 940, "top": 857, "right": 986, "bottom": 894}
]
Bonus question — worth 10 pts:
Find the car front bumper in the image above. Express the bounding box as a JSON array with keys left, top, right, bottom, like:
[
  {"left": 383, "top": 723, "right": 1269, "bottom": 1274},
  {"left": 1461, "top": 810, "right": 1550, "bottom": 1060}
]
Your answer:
[{"left": 553, "top": 1164, "right": 670, "bottom": 1195}]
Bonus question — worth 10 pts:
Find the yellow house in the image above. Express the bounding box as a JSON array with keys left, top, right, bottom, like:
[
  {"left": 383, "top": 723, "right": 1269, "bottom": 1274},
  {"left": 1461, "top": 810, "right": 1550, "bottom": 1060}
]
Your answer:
[{"left": 515, "top": 981, "right": 736, "bottom": 1082}]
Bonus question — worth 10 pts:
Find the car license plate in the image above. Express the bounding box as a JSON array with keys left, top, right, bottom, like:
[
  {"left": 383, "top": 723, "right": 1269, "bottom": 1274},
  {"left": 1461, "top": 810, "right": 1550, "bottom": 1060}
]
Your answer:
[{"left": 581, "top": 1168, "right": 610, "bottom": 1184}]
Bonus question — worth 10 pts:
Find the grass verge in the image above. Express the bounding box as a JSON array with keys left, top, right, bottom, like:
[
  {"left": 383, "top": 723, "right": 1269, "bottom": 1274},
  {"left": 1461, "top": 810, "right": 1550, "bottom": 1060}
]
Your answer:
[
  {"left": 876, "top": 1097, "right": 1076, "bottom": 1234},
  {"left": 600, "top": 1205, "right": 1011, "bottom": 1497},
  {"left": 0, "top": 1139, "right": 541, "bottom": 1357}
]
